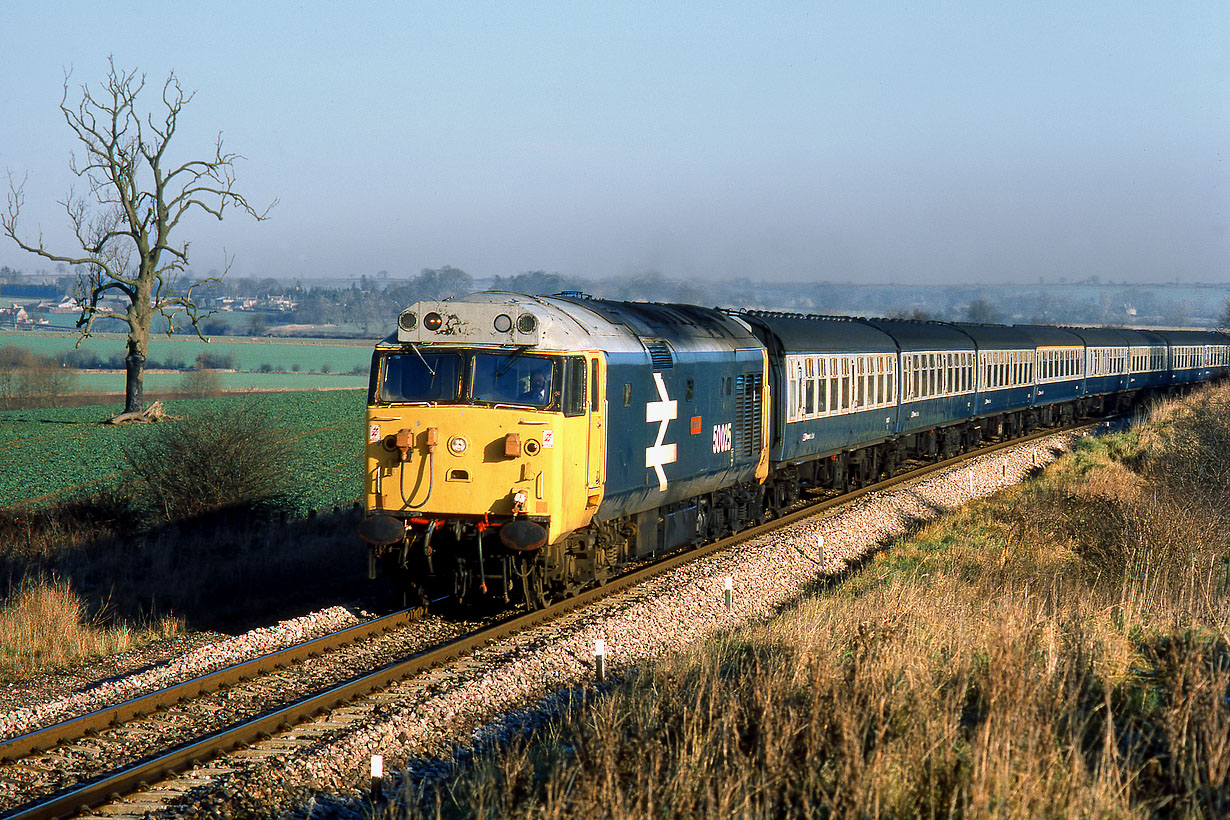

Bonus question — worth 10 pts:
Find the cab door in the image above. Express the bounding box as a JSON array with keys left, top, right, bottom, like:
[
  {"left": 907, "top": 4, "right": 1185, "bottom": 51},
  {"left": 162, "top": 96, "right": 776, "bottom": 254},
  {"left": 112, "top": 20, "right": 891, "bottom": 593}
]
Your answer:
[{"left": 587, "top": 354, "right": 606, "bottom": 502}]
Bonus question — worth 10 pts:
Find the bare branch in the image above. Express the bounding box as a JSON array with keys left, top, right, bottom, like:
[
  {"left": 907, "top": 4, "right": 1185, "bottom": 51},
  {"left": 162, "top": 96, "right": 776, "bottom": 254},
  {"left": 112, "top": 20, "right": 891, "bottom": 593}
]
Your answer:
[{"left": 3, "top": 59, "right": 273, "bottom": 415}]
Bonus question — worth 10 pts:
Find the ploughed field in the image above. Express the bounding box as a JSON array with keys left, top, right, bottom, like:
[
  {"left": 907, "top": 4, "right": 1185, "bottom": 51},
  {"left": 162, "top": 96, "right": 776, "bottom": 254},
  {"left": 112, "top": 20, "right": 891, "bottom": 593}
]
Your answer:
[{"left": 0, "top": 391, "right": 365, "bottom": 512}]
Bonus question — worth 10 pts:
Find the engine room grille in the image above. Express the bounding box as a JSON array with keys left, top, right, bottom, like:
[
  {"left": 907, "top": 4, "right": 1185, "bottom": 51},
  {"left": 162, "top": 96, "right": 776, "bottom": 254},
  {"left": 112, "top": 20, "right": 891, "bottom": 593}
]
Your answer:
[
  {"left": 734, "top": 372, "right": 763, "bottom": 458},
  {"left": 646, "top": 340, "right": 674, "bottom": 370}
]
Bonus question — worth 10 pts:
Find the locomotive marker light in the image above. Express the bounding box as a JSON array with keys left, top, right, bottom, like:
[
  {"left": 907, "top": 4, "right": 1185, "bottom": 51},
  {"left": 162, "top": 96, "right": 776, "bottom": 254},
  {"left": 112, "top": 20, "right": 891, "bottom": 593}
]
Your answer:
[
  {"left": 594, "top": 639, "right": 606, "bottom": 683},
  {"left": 423, "top": 312, "right": 443, "bottom": 331},
  {"left": 448, "top": 436, "right": 468, "bottom": 455}
]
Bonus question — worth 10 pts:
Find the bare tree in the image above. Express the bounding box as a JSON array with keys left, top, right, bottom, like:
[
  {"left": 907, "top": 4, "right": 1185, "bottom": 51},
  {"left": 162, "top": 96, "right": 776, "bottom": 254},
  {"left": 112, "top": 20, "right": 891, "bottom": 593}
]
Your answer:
[{"left": 2, "top": 59, "right": 273, "bottom": 418}]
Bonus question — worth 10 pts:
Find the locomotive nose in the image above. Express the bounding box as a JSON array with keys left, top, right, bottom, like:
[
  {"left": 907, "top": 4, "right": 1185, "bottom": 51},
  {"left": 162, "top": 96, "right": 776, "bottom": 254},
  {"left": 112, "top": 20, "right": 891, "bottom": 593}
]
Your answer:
[{"left": 499, "top": 519, "right": 548, "bottom": 551}]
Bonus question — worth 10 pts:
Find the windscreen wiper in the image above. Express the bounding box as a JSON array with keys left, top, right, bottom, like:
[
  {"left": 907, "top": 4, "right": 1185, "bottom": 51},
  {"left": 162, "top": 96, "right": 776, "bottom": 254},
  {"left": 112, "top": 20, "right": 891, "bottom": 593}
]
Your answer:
[
  {"left": 408, "top": 343, "right": 436, "bottom": 377},
  {"left": 495, "top": 345, "right": 531, "bottom": 377}
]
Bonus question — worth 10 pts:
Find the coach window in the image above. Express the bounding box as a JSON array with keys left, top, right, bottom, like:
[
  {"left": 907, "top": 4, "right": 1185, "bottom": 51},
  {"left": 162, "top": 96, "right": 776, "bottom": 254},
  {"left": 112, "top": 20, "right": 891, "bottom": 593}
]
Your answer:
[
  {"left": 840, "top": 358, "right": 850, "bottom": 411},
  {"left": 817, "top": 358, "right": 828, "bottom": 414},
  {"left": 855, "top": 358, "right": 865, "bottom": 408},
  {"left": 792, "top": 361, "right": 801, "bottom": 420},
  {"left": 804, "top": 358, "right": 815, "bottom": 415},
  {"left": 832, "top": 358, "right": 842, "bottom": 411}
]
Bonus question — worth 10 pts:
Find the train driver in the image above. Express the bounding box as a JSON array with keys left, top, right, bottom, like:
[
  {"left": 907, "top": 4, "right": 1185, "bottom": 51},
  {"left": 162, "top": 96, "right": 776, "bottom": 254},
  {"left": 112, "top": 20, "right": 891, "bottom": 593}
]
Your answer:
[{"left": 521, "top": 369, "right": 549, "bottom": 404}]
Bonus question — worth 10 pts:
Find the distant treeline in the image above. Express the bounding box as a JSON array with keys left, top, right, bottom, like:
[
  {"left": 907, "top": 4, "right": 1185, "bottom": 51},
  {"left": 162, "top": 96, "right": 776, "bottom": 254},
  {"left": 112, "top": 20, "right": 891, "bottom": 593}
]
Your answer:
[
  {"left": 0, "top": 283, "right": 58, "bottom": 299},
  {"left": 5, "top": 262, "right": 1229, "bottom": 335}
]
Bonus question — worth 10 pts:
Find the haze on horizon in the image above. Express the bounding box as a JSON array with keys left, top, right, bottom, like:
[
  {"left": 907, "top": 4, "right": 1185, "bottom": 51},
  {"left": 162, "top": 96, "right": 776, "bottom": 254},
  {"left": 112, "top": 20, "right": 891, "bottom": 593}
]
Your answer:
[{"left": 1, "top": 2, "right": 1226, "bottom": 286}]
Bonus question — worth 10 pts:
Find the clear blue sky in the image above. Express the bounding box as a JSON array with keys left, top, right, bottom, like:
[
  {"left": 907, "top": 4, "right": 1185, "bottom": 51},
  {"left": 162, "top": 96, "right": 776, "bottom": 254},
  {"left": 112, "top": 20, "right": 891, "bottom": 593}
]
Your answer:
[{"left": 1, "top": 1, "right": 1226, "bottom": 284}]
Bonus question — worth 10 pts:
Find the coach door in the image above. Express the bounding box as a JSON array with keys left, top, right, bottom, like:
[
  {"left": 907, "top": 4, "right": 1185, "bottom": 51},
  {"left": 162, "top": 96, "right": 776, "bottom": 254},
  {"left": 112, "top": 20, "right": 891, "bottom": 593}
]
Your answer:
[{"left": 587, "top": 355, "right": 606, "bottom": 502}]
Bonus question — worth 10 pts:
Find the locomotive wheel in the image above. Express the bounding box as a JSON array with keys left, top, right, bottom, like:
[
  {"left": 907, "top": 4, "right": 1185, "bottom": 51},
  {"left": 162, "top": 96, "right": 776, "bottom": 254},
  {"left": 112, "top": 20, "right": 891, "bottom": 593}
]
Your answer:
[{"left": 520, "top": 557, "right": 549, "bottom": 610}]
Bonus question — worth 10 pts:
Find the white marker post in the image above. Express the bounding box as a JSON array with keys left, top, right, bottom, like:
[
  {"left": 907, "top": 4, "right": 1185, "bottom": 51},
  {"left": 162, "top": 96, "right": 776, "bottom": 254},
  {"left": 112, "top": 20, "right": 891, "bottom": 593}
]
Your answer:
[
  {"left": 818, "top": 533, "right": 825, "bottom": 564},
  {"left": 594, "top": 639, "right": 606, "bottom": 683},
  {"left": 370, "top": 754, "right": 383, "bottom": 799},
  {"left": 724, "top": 576, "right": 733, "bottom": 611}
]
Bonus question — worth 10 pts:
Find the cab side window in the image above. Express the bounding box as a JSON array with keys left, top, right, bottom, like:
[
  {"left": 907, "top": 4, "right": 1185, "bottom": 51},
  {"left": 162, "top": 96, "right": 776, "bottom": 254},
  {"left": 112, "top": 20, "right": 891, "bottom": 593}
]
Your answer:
[{"left": 564, "top": 356, "right": 587, "bottom": 416}]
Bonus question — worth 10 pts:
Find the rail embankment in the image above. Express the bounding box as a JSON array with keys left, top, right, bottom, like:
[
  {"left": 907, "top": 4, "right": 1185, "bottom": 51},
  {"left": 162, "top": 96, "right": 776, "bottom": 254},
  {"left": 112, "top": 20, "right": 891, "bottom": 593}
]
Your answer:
[{"left": 400, "top": 383, "right": 1230, "bottom": 819}]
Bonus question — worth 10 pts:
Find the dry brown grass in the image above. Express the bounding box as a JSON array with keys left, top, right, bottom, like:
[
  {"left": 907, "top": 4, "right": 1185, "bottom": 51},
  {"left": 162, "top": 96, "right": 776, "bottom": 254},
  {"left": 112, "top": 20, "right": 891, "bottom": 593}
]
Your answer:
[
  {"left": 392, "top": 383, "right": 1230, "bottom": 820},
  {"left": 0, "top": 500, "right": 367, "bottom": 637},
  {"left": 0, "top": 398, "right": 368, "bottom": 652},
  {"left": 0, "top": 575, "right": 181, "bottom": 679}
]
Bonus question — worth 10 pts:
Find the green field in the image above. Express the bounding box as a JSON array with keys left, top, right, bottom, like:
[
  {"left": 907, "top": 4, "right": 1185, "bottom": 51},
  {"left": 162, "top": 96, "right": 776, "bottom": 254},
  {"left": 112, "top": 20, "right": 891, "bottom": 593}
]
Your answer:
[
  {"left": 0, "top": 330, "right": 375, "bottom": 375},
  {"left": 0, "top": 391, "right": 366, "bottom": 512},
  {"left": 69, "top": 371, "right": 368, "bottom": 393}
]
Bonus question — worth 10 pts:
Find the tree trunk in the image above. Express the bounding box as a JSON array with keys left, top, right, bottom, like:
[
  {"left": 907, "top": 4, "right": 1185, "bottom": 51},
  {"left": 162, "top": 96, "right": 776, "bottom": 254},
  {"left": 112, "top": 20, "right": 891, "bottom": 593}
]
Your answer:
[{"left": 124, "top": 340, "right": 146, "bottom": 415}]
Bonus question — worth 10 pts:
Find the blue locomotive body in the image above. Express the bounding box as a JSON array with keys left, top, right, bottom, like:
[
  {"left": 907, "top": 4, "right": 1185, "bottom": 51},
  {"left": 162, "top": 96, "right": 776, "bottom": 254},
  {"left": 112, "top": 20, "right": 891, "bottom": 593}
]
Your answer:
[{"left": 563, "top": 298, "right": 768, "bottom": 556}]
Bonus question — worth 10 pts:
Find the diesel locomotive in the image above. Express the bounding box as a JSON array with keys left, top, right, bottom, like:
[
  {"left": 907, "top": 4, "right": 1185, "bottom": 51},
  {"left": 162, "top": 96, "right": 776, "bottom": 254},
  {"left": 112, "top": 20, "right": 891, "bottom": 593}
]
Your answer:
[{"left": 358, "top": 291, "right": 1230, "bottom": 608}]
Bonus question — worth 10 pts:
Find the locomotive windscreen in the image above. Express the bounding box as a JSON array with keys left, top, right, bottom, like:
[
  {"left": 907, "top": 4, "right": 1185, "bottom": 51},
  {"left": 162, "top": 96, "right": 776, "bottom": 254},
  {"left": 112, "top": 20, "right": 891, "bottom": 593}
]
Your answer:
[
  {"left": 376, "top": 351, "right": 462, "bottom": 403},
  {"left": 471, "top": 352, "right": 559, "bottom": 408}
]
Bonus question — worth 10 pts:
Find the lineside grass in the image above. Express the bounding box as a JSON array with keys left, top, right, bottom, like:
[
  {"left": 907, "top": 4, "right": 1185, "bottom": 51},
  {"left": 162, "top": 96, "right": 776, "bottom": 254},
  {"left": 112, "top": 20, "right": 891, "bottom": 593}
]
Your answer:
[
  {"left": 0, "top": 575, "right": 182, "bottom": 679},
  {"left": 395, "top": 384, "right": 1230, "bottom": 819},
  {"left": 0, "top": 396, "right": 370, "bottom": 680}
]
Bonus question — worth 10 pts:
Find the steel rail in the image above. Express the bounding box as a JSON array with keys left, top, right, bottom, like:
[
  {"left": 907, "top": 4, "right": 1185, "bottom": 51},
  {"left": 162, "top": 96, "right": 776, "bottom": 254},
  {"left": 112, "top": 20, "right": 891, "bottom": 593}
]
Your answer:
[
  {"left": 0, "top": 608, "right": 419, "bottom": 762},
  {"left": 4, "top": 423, "right": 1087, "bottom": 820}
]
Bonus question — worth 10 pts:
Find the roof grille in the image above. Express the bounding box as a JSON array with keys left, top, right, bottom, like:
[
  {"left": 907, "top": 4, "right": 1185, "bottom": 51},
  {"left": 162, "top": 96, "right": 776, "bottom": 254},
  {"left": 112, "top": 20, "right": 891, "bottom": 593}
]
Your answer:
[{"left": 646, "top": 340, "right": 674, "bottom": 370}]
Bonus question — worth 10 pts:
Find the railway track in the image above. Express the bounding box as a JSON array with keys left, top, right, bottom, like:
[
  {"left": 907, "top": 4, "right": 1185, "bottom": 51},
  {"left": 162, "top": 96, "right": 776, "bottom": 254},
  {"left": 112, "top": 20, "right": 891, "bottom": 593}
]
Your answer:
[{"left": 0, "top": 422, "right": 1097, "bottom": 820}]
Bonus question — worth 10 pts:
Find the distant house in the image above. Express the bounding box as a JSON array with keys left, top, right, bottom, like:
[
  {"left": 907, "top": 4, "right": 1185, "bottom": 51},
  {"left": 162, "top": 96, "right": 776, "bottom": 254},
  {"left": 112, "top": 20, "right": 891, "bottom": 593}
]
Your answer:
[
  {"left": 47, "top": 297, "right": 82, "bottom": 313},
  {"left": 0, "top": 302, "right": 49, "bottom": 328}
]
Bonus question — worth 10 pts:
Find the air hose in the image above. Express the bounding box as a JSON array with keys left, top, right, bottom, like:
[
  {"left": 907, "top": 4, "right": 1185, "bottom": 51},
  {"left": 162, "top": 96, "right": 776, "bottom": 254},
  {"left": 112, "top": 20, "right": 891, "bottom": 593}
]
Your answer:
[{"left": 399, "top": 452, "right": 434, "bottom": 509}]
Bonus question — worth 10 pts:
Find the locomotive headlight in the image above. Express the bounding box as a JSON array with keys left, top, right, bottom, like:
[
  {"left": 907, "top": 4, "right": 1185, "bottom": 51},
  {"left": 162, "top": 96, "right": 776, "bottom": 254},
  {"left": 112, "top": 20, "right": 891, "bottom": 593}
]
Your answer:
[
  {"left": 398, "top": 310, "right": 417, "bottom": 332},
  {"left": 423, "top": 312, "right": 443, "bottom": 331},
  {"left": 493, "top": 313, "right": 512, "bottom": 333},
  {"left": 513, "top": 490, "right": 528, "bottom": 506},
  {"left": 448, "top": 436, "right": 468, "bottom": 455}
]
